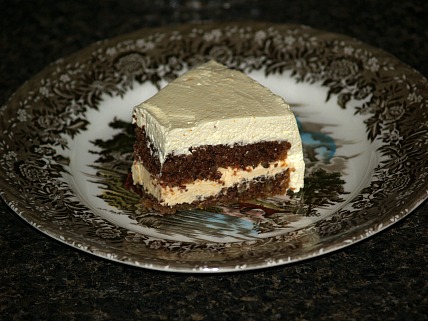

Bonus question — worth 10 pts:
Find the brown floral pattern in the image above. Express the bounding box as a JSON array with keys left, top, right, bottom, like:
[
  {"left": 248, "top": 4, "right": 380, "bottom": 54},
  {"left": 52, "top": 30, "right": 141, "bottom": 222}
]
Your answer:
[{"left": 0, "top": 22, "right": 427, "bottom": 272}]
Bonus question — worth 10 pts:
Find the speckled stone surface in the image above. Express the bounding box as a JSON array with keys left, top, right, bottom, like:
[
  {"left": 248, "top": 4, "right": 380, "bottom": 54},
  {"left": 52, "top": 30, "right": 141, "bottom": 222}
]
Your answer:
[{"left": 1, "top": 1, "right": 427, "bottom": 320}]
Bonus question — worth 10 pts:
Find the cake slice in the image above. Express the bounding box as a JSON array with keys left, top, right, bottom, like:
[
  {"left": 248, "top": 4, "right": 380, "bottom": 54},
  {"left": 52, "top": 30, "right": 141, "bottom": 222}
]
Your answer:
[{"left": 131, "top": 60, "right": 304, "bottom": 213}]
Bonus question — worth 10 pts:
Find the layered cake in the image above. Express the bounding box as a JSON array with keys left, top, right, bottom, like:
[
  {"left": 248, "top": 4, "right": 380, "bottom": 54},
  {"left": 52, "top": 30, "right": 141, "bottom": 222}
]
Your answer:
[{"left": 131, "top": 60, "right": 304, "bottom": 213}]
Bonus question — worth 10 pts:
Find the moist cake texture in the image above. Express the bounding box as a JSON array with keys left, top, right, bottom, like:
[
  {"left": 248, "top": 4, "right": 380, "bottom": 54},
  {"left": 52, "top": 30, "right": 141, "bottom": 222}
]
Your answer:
[{"left": 131, "top": 60, "right": 304, "bottom": 213}]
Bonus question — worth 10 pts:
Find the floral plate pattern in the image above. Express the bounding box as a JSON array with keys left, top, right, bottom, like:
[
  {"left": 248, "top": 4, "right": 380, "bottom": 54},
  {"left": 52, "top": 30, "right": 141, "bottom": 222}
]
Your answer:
[{"left": 0, "top": 22, "right": 427, "bottom": 273}]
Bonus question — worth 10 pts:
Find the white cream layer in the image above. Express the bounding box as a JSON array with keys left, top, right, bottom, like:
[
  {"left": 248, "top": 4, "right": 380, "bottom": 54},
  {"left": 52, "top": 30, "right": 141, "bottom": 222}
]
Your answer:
[
  {"left": 132, "top": 60, "right": 305, "bottom": 191},
  {"left": 132, "top": 160, "right": 293, "bottom": 206}
]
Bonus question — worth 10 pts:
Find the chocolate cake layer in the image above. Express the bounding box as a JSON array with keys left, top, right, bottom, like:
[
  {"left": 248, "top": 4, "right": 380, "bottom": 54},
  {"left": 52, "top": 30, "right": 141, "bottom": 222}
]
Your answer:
[
  {"left": 132, "top": 170, "right": 290, "bottom": 214},
  {"left": 134, "top": 126, "right": 291, "bottom": 187}
]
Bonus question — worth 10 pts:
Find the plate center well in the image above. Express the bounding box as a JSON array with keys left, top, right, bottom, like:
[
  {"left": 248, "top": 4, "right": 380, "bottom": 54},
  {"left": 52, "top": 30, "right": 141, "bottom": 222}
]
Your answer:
[{"left": 62, "top": 69, "right": 377, "bottom": 243}]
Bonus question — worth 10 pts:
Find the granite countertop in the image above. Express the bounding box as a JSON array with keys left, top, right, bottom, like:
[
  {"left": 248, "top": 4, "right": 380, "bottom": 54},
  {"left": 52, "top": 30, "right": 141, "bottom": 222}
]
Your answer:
[{"left": 1, "top": 1, "right": 427, "bottom": 320}]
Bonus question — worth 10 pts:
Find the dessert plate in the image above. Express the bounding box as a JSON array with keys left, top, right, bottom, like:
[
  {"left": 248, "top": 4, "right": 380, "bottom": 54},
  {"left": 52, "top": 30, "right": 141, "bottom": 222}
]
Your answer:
[{"left": 1, "top": 22, "right": 427, "bottom": 273}]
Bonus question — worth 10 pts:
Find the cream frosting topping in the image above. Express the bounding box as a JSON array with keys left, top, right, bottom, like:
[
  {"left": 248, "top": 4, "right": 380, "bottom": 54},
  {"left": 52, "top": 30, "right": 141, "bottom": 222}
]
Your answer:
[{"left": 133, "top": 60, "right": 304, "bottom": 191}]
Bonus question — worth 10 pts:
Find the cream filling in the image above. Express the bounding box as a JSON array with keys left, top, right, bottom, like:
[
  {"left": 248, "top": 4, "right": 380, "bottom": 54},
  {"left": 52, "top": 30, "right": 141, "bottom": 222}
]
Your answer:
[{"left": 131, "top": 160, "right": 295, "bottom": 206}]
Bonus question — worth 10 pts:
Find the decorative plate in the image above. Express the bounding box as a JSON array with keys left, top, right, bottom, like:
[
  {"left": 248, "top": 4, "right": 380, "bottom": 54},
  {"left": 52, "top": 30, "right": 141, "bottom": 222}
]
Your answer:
[{"left": 1, "top": 22, "right": 427, "bottom": 273}]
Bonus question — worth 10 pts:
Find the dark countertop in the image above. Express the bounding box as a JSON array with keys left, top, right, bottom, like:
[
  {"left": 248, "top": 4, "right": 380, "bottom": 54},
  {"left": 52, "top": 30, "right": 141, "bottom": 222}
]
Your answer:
[{"left": 1, "top": 1, "right": 427, "bottom": 320}]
